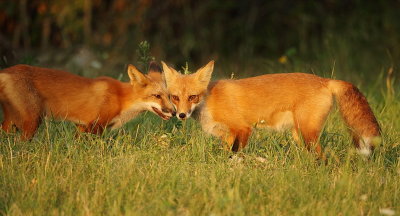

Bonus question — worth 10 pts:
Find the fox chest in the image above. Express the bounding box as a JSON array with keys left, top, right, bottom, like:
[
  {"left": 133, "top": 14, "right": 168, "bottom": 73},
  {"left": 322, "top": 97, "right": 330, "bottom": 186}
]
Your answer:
[{"left": 196, "top": 107, "right": 230, "bottom": 137}]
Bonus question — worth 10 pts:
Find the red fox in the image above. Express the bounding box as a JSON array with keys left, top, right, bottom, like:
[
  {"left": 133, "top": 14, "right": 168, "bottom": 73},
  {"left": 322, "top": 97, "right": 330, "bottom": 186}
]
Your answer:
[
  {"left": 161, "top": 61, "right": 381, "bottom": 157},
  {"left": 0, "top": 62, "right": 174, "bottom": 140}
]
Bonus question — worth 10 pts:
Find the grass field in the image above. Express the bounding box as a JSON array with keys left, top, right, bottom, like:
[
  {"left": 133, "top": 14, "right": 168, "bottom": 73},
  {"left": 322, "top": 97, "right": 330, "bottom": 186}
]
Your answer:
[{"left": 0, "top": 64, "right": 399, "bottom": 216}]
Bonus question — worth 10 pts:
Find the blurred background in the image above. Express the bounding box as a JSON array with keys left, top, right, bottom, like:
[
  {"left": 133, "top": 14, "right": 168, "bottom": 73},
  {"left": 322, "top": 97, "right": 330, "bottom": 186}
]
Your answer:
[{"left": 0, "top": 0, "right": 399, "bottom": 82}]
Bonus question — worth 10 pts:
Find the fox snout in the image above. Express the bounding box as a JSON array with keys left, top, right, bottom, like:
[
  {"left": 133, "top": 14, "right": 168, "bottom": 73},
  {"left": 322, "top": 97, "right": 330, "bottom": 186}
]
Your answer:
[
  {"left": 178, "top": 113, "right": 187, "bottom": 120},
  {"left": 172, "top": 101, "right": 198, "bottom": 120},
  {"left": 175, "top": 109, "right": 193, "bottom": 120},
  {"left": 161, "top": 98, "right": 176, "bottom": 115}
]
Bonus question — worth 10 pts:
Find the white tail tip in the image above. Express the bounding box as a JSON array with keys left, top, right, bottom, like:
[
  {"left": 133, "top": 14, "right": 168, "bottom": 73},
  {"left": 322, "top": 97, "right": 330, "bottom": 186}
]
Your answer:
[
  {"left": 357, "top": 147, "right": 372, "bottom": 156},
  {"left": 357, "top": 136, "right": 381, "bottom": 156}
]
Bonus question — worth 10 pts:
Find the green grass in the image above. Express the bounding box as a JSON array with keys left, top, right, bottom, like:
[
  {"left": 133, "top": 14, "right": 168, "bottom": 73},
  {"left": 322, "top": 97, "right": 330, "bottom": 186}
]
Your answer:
[{"left": 1, "top": 73, "right": 399, "bottom": 215}]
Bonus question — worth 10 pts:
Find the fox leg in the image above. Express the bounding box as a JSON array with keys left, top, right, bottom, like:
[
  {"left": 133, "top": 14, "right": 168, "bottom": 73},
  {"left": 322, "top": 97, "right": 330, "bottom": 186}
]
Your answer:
[
  {"left": 214, "top": 127, "right": 251, "bottom": 152},
  {"left": 291, "top": 128, "right": 301, "bottom": 146},
  {"left": 76, "top": 124, "right": 86, "bottom": 133},
  {"left": 16, "top": 110, "right": 41, "bottom": 140},
  {"left": 292, "top": 125, "right": 323, "bottom": 155},
  {"left": 21, "top": 118, "right": 41, "bottom": 140},
  {"left": 221, "top": 133, "right": 236, "bottom": 151},
  {"left": 80, "top": 122, "right": 105, "bottom": 135},
  {"left": 294, "top": 101, "right": 332, "bottom": 158},
  {"left": 294, "top": 125, "right": 323, "bottom": 155},
  {"left": 230, "top": 127, "right": 252, "bottom": 152},
  {"left": 1, "top": 103, "right": 15, "bottom": 133},
  {"left": 74, "top": 124, "right": 87, "bottom": 138},
  {"left": 6, "top": 102, "right": 42, "bottom": 140},
  {"left": 91, "top": 124, "right": 105, "bottom": 135},
  {"left": 74, "top": 124, "right": 104, "bottom": 139}
]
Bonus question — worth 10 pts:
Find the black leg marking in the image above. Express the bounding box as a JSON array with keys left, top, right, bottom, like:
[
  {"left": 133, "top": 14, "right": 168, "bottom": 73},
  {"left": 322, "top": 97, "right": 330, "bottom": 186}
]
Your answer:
[{"left": 231, "top": 137, "right": 240, "bottom": 152}]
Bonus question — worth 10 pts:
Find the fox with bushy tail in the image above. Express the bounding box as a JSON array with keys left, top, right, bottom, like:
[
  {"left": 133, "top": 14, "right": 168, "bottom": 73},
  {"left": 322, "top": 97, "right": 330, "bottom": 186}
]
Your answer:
[{"left": 161, "top": 60, "right": 381, "bottom": 157}]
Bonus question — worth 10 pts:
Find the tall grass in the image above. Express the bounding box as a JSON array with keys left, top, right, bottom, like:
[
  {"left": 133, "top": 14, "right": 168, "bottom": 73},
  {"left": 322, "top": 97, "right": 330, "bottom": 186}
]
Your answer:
[{"left": 0, "top": 65, "right": 399, "bottom": 215}]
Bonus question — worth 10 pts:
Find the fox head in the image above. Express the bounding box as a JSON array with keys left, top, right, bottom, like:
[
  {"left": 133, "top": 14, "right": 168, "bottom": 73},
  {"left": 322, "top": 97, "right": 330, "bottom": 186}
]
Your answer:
[
  {"left": 161, "top": 60, "right": 214, "bottom": 120},
  {"left": 127, "top": 63, "right": 174, "bottom": 120}
]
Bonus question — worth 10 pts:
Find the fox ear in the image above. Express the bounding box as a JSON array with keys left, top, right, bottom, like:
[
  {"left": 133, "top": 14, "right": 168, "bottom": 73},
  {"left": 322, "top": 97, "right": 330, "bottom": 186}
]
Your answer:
[
  {"left": 195, "top": 60, "right": 214, "bottom": 85},
  {"left": 127, "top": 64, "right": 149, "bottom": 86},
  {"left": 161, "top": 61, "right": 180, "bottom": 86}
]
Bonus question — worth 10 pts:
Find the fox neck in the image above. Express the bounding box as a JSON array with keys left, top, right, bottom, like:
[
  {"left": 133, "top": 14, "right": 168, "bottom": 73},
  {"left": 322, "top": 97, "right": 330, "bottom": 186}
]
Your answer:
[
  {"left": 191, "top": 102, "right": 204, "bottom": 120},
  {"left": 109, "top": 82, "right": 147, "bottom": 129},
  {"left": 119, "top": 82, "right": 147, "bottom": 113},
  {"left": 190, "top": 91, "right": 209, "bottom": 120}
]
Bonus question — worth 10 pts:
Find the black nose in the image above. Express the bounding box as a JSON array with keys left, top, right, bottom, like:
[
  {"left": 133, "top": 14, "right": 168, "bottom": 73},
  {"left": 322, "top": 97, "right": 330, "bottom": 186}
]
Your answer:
[{"left": 178, "top": 113, "right": 186, "bottom": 119}]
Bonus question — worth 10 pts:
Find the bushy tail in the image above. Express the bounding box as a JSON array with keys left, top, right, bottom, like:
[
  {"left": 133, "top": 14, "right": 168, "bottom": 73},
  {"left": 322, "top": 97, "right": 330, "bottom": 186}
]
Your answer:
[{"left": 328, "top": 80, "right": 381, "bottom": 155}]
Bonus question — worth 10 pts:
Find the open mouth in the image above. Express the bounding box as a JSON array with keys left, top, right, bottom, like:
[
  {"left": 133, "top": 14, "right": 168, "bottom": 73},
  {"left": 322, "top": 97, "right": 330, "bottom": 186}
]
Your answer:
[{"left": 152, "top": 107, "right": 171, "bottom": 120}]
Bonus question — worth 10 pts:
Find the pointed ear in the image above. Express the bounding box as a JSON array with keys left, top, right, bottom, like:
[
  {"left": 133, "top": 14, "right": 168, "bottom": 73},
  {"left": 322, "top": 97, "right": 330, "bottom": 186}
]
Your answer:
[
  {"left": 127, "top": 64, "right": 149, "bottom": 86},
  {"left": 195, "top": 60, "right": 214, "bottom": 85},
  {"left": 161, "top": 61, "right": 180, "bottom": 86}
]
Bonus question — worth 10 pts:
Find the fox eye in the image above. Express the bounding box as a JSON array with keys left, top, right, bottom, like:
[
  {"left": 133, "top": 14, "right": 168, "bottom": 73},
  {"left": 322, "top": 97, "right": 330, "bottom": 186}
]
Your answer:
[
  {"left": 152, "top": 94, "right": 162, "bottom": 99},
  {"left": 188, "top": 95, "right": 198, "bottom": 101},
  {"left": 171, "top": 95, "right": 180, "bottom": 101}
]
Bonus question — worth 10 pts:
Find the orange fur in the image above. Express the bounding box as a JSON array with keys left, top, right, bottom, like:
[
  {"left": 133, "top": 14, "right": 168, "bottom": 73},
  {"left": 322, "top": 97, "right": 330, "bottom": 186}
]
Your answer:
[
  {"left": 0, "top": 64, "right": 174, "bottom": 140},
  {"left": 162, "top": 61, "right": 381, "bottom": 157}
]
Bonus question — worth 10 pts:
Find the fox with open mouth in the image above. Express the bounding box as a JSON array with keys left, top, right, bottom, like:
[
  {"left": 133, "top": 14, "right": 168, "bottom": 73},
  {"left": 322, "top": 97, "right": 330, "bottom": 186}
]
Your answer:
[{"left": 0, "top": 62, "right": 174, "bottom": 140}]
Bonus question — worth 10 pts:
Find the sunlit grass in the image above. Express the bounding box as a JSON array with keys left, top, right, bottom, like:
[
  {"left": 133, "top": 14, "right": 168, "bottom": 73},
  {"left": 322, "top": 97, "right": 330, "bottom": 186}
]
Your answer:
[{"left": 0, "top": 72, "right": 399, "bottom": 216}]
